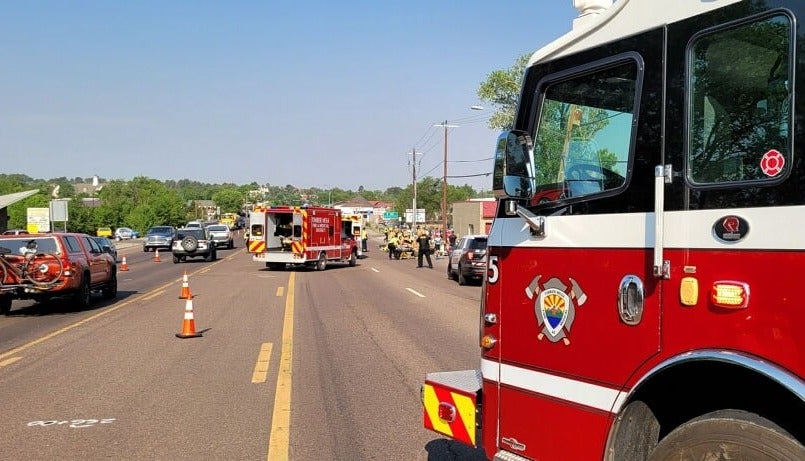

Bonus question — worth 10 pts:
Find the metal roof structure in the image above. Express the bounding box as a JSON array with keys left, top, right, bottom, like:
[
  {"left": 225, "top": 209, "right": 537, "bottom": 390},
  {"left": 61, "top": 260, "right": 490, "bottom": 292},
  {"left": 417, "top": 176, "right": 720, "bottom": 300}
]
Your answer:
[{"left": 0, "top": 189, "right": 40, "bottom": 209}]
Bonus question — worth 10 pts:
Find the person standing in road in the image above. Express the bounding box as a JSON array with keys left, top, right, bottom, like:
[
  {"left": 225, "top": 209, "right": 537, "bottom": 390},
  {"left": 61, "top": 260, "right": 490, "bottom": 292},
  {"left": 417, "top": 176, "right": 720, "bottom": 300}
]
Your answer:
[
  {"left": 361, "top": 228, "right": 368, "bottom": 252},
  {"left": 387, "top": 233, "right": 399, "bottom": 260},
  {"left": 416, "top": 230, "right": 433, "bottom": 268}
]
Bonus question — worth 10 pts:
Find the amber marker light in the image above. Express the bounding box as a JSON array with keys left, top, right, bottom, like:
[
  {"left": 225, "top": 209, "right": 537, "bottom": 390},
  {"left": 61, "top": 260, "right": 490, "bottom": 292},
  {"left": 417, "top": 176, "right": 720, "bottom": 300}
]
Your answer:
[
  {"left": 480, "top": 335, "right": 497, "bottom": 350},
  {"left": 711, "top": 281, "right": 749, "bottom": 309}
]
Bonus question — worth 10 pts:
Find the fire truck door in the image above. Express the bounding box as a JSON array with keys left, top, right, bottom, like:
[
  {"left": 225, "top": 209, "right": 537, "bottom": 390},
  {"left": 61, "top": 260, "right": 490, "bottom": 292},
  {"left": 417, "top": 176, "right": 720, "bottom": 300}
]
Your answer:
[{"left": 493, "top": 30, "right": 664, "bottom": 459}]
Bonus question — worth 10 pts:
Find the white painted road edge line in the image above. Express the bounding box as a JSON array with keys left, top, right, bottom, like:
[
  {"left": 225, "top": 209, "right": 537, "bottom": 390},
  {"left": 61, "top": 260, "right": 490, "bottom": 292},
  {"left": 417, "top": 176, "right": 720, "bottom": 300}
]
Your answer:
[{"left": 406, "top": 288, "right": 425, "bottom": 298}]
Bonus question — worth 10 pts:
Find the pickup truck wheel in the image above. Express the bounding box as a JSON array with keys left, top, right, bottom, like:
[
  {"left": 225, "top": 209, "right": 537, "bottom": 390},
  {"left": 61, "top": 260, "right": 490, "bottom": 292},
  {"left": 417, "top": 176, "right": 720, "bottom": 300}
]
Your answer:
[
  {"left": 316, "top": 253, "right": 327, "bottom": 271},
  {"left": 102, "top": 272, "right": 118, "bottom": 299},
  {"left": 649, "top": 410, "right": 805, "bottom": 461},
  {"left": 72, "top": 275, "right": 91, "bottom": 309},
  {"left": 173, "top": 255, "right": 180, "bottom": 264},
  {"left": 0, "top": 296, "right": 11, "bottom": 315}
]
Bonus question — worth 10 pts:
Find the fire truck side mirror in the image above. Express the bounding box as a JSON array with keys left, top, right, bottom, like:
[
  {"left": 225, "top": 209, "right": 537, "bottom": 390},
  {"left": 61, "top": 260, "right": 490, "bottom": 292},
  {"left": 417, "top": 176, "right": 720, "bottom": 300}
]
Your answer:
[{"left": 493, "top": 130, "right": 534, "bottom": 200}]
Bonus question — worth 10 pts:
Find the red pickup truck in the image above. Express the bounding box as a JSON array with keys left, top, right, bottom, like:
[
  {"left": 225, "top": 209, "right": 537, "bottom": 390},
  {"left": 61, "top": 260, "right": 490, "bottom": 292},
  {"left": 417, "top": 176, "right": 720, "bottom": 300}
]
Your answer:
[{"left": 0, "top": 233, "right": 117, "bottom": 314}]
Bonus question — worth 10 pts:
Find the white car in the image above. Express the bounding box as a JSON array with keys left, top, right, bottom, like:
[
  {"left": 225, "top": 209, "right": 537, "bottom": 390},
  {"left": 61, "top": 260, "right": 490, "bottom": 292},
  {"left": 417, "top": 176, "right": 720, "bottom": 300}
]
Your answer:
[{"left": 114, "top": 227, "right": 139, "bottom": 240}]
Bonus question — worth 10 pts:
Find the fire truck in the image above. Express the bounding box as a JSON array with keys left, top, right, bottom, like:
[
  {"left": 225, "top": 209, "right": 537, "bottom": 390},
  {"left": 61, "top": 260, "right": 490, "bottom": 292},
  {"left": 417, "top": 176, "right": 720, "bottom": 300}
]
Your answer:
[
  {"left": 341, "top": 212, "right": 366, "bottom": 257},
  {"left": 247, "top": 206, "right": 359, "bottom": 270},
  {"left": 422, "top": 1, "right": 805, "bottom": 460}
]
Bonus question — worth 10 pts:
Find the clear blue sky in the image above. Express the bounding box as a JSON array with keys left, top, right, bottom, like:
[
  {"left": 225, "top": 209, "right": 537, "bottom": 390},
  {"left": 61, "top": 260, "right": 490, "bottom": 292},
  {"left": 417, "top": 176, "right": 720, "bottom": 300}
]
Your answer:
[{"left": 0, "top": 1, "right": 577, "bottom": 192}]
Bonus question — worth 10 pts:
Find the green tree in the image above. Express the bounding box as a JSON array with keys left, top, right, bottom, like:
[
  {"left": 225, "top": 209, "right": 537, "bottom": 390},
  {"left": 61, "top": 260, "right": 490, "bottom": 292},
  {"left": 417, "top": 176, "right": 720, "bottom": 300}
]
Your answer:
[
  {"left": 478, "top": 53, "right": 530, "bottom": 130},
  {"left": 212, "top": 188, "right": 245, "bottom": 213}
]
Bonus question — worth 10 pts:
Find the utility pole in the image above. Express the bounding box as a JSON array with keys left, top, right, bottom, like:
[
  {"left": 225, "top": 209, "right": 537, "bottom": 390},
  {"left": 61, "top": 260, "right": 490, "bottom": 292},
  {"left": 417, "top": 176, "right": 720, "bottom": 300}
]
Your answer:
[
  {"left": 409, "top": 149, "right": 422, "bottom": 229},
  {"left": 435, "top": 121, "right": 459, "bottom": 242}
]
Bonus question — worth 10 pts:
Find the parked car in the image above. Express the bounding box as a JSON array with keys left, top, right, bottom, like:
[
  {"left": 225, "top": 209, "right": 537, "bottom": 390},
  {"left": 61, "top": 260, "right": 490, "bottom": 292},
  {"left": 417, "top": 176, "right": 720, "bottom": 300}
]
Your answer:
[
  {"left": 2, "top": 229, "right": 29, "bottom": 235},
  {"left": 171, "top": 228, "right": 216, "bottom": 263},
  {"left": 206, "top": 224, "right": 234, "bottom": 249},
  {"left": 96, "top": 227, "right": 113, "bottom": 238},
  {"left": 447, "top": 235, "right": 488, "bottom": 285},
  {"left": 93, "top": 236, "right": 119, "bottom": 262},
  {"left": 114, "top": 227, "right": 139, "bottom": 240},
  {"left": 143, "top": 225, "right": 177, "bottom": 252}
]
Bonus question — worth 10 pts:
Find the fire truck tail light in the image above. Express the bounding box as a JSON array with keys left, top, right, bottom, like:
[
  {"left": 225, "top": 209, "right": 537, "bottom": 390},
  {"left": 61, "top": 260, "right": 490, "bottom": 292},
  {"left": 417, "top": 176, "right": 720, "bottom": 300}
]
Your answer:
[
  {"left": 438, "top": 402, "right": 456, "bottom": 422},
  {"left": 711, "top": 281, "right": 749, "bottom": 309}
]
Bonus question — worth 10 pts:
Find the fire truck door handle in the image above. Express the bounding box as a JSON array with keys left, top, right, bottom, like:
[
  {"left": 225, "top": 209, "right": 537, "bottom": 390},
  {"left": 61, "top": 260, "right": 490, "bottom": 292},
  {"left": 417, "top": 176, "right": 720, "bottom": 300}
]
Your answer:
[{"left": 618, "top": 275, "right": 644, "bottom": 326}]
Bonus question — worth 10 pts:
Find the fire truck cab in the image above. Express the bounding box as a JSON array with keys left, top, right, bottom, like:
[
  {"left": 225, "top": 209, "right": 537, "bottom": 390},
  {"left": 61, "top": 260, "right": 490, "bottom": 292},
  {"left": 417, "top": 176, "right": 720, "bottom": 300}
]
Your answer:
[
  {"left": 247, "top": 206, "right": 358, "bottom": 270},
  {"left": 423, "top": 1, "right": 805, "bottom": 460}
]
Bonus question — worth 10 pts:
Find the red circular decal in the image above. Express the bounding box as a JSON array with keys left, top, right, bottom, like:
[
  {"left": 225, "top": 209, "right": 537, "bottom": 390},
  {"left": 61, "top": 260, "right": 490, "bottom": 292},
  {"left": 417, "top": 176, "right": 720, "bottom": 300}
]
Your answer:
[{"left": 760, "top": 149, "right": 785, "bottom": 177}]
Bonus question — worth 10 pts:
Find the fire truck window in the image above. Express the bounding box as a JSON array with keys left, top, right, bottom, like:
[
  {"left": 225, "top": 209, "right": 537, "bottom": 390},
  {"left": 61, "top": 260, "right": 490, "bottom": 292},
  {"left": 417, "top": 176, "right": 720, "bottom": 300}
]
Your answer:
[
  {"left": 688, "top": 14, "right": 792, "bottom": 185},
  {"left": 293, "top": 225, "right": 301, "bottom": 238},
  {"left": 532, "top": 60, "right": 635, "bottom": 202},
  {"left": 251, "top": 224, "right": 263, "bottom": 237}
]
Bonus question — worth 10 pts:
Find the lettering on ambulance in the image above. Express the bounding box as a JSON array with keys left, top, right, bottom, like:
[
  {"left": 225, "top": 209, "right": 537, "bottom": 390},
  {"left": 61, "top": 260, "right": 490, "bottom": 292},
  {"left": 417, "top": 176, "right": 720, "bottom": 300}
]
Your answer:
[{"left": 490, "top": 30, "right": 665, "bottom": 460}]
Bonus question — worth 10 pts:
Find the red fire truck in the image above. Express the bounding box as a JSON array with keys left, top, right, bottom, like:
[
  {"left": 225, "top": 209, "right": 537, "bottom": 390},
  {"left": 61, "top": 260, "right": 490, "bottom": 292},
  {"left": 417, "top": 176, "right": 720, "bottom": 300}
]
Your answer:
[
  {"left": 247, "top": 206, "right": 359, "bottom": 270},
  {"left": 423, "top": 1, "right": 805, "bottom": 460}
]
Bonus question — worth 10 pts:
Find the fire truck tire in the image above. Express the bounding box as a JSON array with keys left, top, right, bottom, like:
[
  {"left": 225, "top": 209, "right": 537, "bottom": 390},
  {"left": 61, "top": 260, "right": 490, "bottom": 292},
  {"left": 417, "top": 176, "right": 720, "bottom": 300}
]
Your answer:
[
  {"left": 266, "top": 263, "right": 284, "bottom": 270},
  {"left": 349, "top": 251, "right": 357, "bottom": 266},
  {"left": 0, "top": 295, "right": 11, "bottom": 315},
  {"left": 316, "top": 253, "right": 327, "bottom": 271},
  {"left": 649, "top": 410, "right": 805, "bottom": 461}
]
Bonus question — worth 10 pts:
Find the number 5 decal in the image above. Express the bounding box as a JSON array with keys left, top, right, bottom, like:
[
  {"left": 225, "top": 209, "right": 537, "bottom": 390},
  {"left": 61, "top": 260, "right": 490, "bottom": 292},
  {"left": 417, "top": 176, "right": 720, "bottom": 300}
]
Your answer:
[{"left": 487, "top": 255, "right": 499, "bottom": 284}]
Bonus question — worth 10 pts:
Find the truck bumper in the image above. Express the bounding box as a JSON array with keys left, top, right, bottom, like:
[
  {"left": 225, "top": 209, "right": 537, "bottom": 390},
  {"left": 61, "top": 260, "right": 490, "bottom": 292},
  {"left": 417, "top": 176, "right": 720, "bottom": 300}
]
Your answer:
[{"left": 422, "top": 369, "right": 482, "bottom": 448}]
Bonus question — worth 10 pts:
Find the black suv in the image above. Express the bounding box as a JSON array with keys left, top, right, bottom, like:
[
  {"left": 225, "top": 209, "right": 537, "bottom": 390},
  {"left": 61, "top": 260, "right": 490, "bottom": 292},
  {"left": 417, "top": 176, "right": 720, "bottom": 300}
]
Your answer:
[
  {"left": 447, "top": 235, "right": 488, "bottom": 285},
  {"left": 171, "top": 228, "right": 216, "bottom": 263}
]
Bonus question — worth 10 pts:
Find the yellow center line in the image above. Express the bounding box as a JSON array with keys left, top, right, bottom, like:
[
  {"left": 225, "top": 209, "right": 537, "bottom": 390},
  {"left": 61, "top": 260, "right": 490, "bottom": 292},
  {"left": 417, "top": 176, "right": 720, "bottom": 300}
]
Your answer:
[
  {"left": 251, "top": 342, "right": 274, "bottom": 384},
  {"left": 0, "top": 356, "right": 23, "bottom": 368},
  {"left": 267, "top": 272, "right": 294, "bottom": 461}
]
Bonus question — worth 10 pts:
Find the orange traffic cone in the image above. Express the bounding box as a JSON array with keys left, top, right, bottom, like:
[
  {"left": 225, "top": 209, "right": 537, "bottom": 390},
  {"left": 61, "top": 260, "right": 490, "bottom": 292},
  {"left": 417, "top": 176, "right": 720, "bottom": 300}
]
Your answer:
[
  {"left": 153, "top": 248, "right": 161, "bottom": 263},
  {"left": 120, "top": 256, "right": 129, "bottom": 271},
  {"left": 176, "top": 296, "right": 202, "bottom": 339},
  {"left": 178, "top": 271, "right": 192, "bottom": 299}
]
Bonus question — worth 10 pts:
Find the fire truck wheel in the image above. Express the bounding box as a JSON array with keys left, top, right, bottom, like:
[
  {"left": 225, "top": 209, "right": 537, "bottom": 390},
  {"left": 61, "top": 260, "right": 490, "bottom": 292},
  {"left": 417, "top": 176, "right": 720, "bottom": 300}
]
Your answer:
[
  {"left": 349, "top": 251, "right": 357, "bottom": 266},
  {"left": 266, "top": 263, "right": 284, "bottom": 270},
  {"left": 316, "top": 253, "right": 327, "bottom": 271},
  {"left": 0, "top": 295, "right": 11, "bottom": 315},
  {"left": 649, "top": 410, "right": 805, "bottom": 461}
]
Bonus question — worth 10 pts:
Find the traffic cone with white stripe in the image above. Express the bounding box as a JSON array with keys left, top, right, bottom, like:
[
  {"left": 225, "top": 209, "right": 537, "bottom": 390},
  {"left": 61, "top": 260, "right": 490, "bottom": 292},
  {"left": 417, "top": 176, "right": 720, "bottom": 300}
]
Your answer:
[
  {"left": 153, "top": 248, "right": 161, "bottom": 262},
  {"left": 178, "top": 271, "right": 192, "bottom": 299},
  {"left": 176, "top": 296, "right": 202, "bottom": 339},
  {"left": 120, "top": 256, "right": 129, "bottom": 271}
]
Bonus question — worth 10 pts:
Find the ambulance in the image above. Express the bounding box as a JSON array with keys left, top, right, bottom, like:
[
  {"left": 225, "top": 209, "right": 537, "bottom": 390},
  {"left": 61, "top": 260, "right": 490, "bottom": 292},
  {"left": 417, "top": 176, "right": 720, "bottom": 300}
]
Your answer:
[
  {"left": 341, "top": 213, "right": 366, "bottom": 257},
  {"left": 247, "top": 206, "right": 359, "bottom": 270},
  {"left": 422, "top": 1, "right": 805, "bottom": 460}
]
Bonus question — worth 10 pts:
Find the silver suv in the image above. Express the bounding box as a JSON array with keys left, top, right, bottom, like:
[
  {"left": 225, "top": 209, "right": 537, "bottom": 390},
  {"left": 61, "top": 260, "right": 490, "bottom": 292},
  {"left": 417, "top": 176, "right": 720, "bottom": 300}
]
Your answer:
[
  {"left": 171, "top": 228, "right": 216, "bottom": 263},
  {"left": 143, "top": 226, "right": 177, "bottom": 252}
]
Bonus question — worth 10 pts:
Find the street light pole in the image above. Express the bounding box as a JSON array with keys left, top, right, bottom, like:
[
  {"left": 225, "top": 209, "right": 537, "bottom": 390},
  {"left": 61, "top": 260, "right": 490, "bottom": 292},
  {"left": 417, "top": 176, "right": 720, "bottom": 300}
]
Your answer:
[{"left": 435, "top": 121, "right": 458, "bottom": 242}]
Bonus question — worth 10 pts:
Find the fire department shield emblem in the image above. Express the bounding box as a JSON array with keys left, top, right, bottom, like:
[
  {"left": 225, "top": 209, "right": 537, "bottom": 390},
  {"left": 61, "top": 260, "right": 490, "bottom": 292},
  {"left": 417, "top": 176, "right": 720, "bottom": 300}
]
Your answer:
[{"left": 525, "top": 276, "right": 587, "bottom": 345}]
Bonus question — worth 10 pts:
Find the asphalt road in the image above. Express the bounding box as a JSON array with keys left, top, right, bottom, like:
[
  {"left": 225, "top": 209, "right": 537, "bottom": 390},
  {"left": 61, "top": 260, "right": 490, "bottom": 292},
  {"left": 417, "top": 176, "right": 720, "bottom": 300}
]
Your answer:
[{"left": 0, "top": 233, "right": 487, "bottom": 460}]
